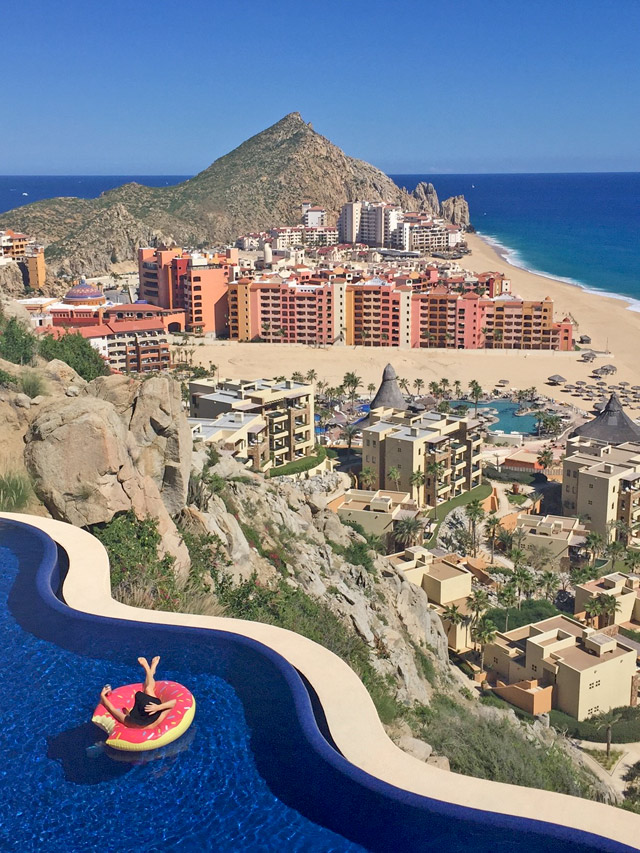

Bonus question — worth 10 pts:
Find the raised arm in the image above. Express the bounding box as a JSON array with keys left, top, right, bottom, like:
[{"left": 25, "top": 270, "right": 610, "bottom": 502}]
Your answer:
[
  {"left": 100, "top": 688, "right": 128, "bottom": 725},
  {"left": 144, "top": 698, "right": 177, "bottom": 714}
]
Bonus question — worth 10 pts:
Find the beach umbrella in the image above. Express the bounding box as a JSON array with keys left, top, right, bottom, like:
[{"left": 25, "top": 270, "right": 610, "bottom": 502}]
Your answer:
[
  {"left": 620, "top": 381, "right": 630, "bottom": 387},
  {"left": 603, "top": 364, "right": 617, "bottom": 373},
  {"left": 498, "top": 379, "right": 510, "bottom": 386},
  {"left": 575, "top": 380, "right": 586, "bottom": 386},
  {"left": 596, "top": 380, "right": 607, "bottom": 386},
  {"left": 548, "top": 375, "right": 566, "bottom": 384}
]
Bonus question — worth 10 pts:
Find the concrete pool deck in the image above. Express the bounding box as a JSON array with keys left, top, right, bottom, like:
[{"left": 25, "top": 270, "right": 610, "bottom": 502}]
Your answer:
[{"left": 3, "top": 511, "right": 639, "bottom": 850}]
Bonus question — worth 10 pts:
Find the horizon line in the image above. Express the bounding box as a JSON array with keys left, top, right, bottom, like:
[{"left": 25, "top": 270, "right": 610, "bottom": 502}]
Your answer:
[{"left": 1, "top": 170, "right": 640, "bottom": 178}]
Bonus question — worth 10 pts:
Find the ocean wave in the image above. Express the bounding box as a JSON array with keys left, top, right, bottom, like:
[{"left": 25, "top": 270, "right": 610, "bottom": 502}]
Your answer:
[{"left": 476, "top": 231, "right": 640, "bottom": 314}]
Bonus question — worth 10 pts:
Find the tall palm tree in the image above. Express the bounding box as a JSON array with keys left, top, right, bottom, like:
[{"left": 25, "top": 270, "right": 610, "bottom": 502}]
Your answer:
[
  {"left": 585, "top": 531, "right": 605, "bottom": 568},
  {"left": 606, "top": 539, "right": 627, "bottom": 565},
  {"left": 428, "top": 380, "right": 441, "bottom": 400},
  {"left": 497, "top": 527, "right": 513, "bottom": 554},
  {"left": 625, "top": 549, "right": 640, "bottom": 573},
  {"left": 410, "top": 469, "right": 426, "bottom": 503},
  {"left": 498, "top": 584, "right": 518, "bottom": 631},
  {"left": 467, "top": 587, "right": 489, "bottom": 649},
  {"left": 413, "top": 377, "right": 425, "bottom": 396},
  {"left": 341, "top": 423, "right": 360, "bottom": 460},
  {"left": 440, "top": 378, "right": 450, "bottom": 398},
  {"left": 473, "top": 619, "right": 498, "bottom": 672},
  {"left": 395, "top": 516, "right": 424, "bottom": 547},
  {"left": 367, "top": 382, "right": 376, "bottom": 400},
  {"left": 468, "top": 380, "right": 483, "bottom": 416},
  {"left": 342, "top": 371, "right": 362, "bottom": 405},
  {"left": 598, "top": 593, "right": 621, "bottom": 627},
  {"left": 540, "top": 570, "right": 560, "bottom": 602},
  {"left": 387, "top": 466, "right": 402, "bottom": 491},
  {"left": 359, "top": 466, "right": 376, "bottom": 490},
  {"left": 399, "top": 377, "right": 411, "bottom": 397},
  {"left": 484, "top": 514, "right": 501, "bottom": 563},
  {"left": 426, "top": 460, "right": 445, "bottom": 519},
  {"left": 596, "top": 711, "right": 623, "bottom": 759},
  {"left": 453, "top": 379, "right": 462, "bottom": 399},
  {"left": 585, "top": 597, "right": 604, "bottom": 628},
  {"left": 442, "top": 604, "right": 464, "bottom": 651},
  {"left": 465, "top": 498, "right": 486, "bottom": 557},
  {"left": 305, "top": 369, "right": 318, "bottom": 383}
]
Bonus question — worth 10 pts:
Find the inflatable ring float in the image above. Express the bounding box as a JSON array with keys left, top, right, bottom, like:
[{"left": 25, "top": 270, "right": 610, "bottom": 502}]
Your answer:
[{"left": 92, "top": 680, "right": 195, "bottom": 752}]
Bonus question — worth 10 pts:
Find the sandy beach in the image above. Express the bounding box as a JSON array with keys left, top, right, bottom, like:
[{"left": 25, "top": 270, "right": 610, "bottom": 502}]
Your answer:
[{"left": 178, "top": 234, "right": 640, "bottom": 413}]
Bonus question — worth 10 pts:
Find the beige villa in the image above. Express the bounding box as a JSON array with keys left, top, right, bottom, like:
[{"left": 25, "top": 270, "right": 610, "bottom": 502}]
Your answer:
[
  {"left": 514, "top": 513, "right": 589, "bottom": 562},
  {"left": 485, "top": 614, "right": 638, "bottom": 720},
  {"left": 574, "top": 572, "right": 640, "bottom": 629},
  {"left": 390, "top": 546, "right": 489, "bottom": 651},
  {"left": 327, "top": 489, "right": 421, "bottom": 550}
]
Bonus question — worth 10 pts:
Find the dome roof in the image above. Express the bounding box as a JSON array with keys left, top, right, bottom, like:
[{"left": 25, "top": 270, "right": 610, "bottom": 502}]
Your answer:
[
  {"left": 569, "top": 393, "right": 640, "bottom": 444},
  {"left": 63, "top": 277, "right": 105, "bottom": 304},
  {"left": 370, "top": 363, "right": 408, "bottom": 411}
]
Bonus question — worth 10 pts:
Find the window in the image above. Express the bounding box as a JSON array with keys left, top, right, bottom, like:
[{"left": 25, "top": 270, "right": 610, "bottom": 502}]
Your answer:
[
  {"left": 531, "top": 664, "right": 537, "bottom": 673},
  {"left": 588, "top": 680, "right": 601, "bottom": 689},
  {"left": 589, "top": 483, "right": 593, "bottom": 489},
  {"left": 588, "top": 500, "right": 593, "bottom": 505}
]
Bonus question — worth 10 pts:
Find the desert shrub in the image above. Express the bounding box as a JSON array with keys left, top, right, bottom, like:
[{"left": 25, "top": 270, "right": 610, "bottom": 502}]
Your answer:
[
  {"left": 329, "top": 538, "right": 375, "bottom": 573},
  {"left": 38, "top": 330, "right": 110, "bottom": 380},
  {"left": 20, "top": 371, "right": 45, "bottom": 398},
  {"left": 485, "top": 598, "right": 560, "bottom": 632},
  {"left": 411, "top": 695, "right": 598, "bottom": 797},
  {"left": 0, "top": 368, "right": 17, "bottom": 388},
  {"left": 0, "top": 471, "right": 32, "bottom": 511},
  {"left": 0, "top": 317, "right": 36, "bottom": 365}
]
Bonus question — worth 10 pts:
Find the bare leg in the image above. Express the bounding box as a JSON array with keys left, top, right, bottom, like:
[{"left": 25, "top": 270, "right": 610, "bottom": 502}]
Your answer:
[{"left": 138, "top": 655, "right": 160, "bottom": 697}]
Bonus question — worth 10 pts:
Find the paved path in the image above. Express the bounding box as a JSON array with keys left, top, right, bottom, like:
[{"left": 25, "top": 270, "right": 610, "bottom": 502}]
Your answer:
[{"left": 575, "top": 738, "right": 640, "bottom": 798}]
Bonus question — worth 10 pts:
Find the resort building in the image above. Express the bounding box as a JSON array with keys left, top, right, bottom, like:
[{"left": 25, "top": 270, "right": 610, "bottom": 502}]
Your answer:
[
  {"left": 362, "top": 408, "right": 483, "bottom": 509},
  {"left": 302, "top": 206, "right": 327, "bottom": 228},
  {"left": 190, "top": 411, "right": 269, "bottom": 471},
  {"left": 327, "top": 489, "right": 420, "bottom": 550},
  {"left": 188, "top": 377, "right": 315, "bottom": 472},
  {"left": 562, "top": 397, "right": 640, "bottom": 541},
  {"left": 137, "top": 247, "right": 238, "bottom": 335},
  {"left": 390, "top": 546, "right": 487, "bottom": 651},
  {"left": 485, "top": 614, "right": 638, "bottom": 719},
  {"left": 0, "top": 228, "right": 30, "bottom": 259},
  {"left": 514, "top": 513, "right": 589, "bottom": 562},
  {"left": 574, "top": 572, "right": 640, "bottom": 629}
]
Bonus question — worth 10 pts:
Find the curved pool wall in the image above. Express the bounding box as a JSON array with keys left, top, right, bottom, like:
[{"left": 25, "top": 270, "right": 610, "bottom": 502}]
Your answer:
[{"left": 2, "top": 514, "right": 639, "bottom": 853}]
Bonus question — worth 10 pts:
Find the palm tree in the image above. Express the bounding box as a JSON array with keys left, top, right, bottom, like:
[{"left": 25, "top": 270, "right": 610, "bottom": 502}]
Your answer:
[
  {"left": 585, "top": 597, "right": 604, "bottom": 628},
  {"left": 537, "top": 448, "right": 554, "bottom": 471},
  {"left": 442, "top": 603, "right": 465, "bottom": 650},
  {"left": 484, "top": 514, "right": 501, "bottom": 564},
  {"left": 440, "top": 378, "right": 450, "bottom": 398},
  {"left": 399, "top": 377, "right": 411, "bottom": 397},
  {"left": 512, "top": 563, "right": 532, "bottom": 608},
  {"left": 428, "top": 380, "right": 441, "bottom": 400},
  {"left": 359, "top": 466, "right": 376, "bottom": 490},
  {"left": 598, "top": 593, "right": 621, "bottom": 627},
  {"left": 606, "top": 539, "right": 627, "bottom": 565},
  {"left": 468, "top": 380, "right": 482, "bottom": 416},
  {"left": 367, "top": 382, "right": 376, "bottom": 400},
  {"left": 596, "top": 711, "right": 623, "bottom": 759},
  {"left": 305, "top": 369, "right": 318, "bottom": 383},
  {"left": 342, "top": 371, "right": 362, "bottom": 405},
  {"left": 585, "top": 531, "right": 605, "bottom": 568},
  {"left": 413, "top": 377, "right": 425, "bottom": 397},
  {"left": 437, "top": 400, "right": 451, "bottom": 414},
  {"left": 426, "top": 460, "right": 445, "bottom": 519},
  {"left": 473, "top": 619, "right": 498, "bottom": 672},
  {"left": 387, "top": 466, "right": 402, "bottom": 491},
  {"left": 498, "top": 585, "right": 518, "bottom": 631},
  {"left": 540, "top": 570, "right": 560, "bottom": 602},
  {"left": 625, "top": 549, "right": 640, "bottom": 573},
  {"left": 497, "top": 527, "right": 513, "bottom": 554},
  {"left": 465, "top": 498, "right": 486, "bottom": 557},
  {"left": 292, "top": 370, "right": 305, "bottom": 383},
  {"left": 453, "top": 379, "right": 462, "bottom": 399},
  {"left": 467, "top": 587, "right": 489, "bottom": 649},
  {"left": 341, "top": 423, "right": 360, "bottom": 460},
  {"left": 410, "top": 469, "right": 426, "bottom": 503},
  {"left": 395, "top": 516, "right": 424, "bottom": 547}
]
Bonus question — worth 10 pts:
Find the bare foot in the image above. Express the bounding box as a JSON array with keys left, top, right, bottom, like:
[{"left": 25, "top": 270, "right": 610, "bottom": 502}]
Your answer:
[
  {"left": 137, "top": 656, "right": 150, "bottom": 670},
  {"left": 150, "top": 655, "right": 160, "bottom": 673}
]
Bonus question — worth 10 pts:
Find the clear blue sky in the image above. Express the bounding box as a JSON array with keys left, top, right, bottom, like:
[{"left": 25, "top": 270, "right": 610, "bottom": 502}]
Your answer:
[{"left": 4, "top": 0, "right": 639, "bottom": 174}]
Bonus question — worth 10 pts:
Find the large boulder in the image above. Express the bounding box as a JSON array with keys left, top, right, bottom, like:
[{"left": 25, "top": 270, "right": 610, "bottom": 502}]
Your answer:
[
  {"left": 86, "top": 374, "right": 191, "bottom": 515},
  {"left": 24, "top": 395, "right": 189, "bottom": 572}
]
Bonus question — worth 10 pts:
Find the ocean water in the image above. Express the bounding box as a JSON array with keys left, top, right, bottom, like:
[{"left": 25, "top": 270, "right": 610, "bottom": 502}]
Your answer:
[
  {"left": 392, "top": 173, "right": 640, "bottom": 307},
  {"left": 0, "top": 175, "right": 189, "bottom": 213}
]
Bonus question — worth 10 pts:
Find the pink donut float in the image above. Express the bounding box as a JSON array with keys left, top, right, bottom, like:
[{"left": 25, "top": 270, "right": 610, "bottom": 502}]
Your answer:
[{"left": 92, "top": 680, "right": 195, "bottom": 752}]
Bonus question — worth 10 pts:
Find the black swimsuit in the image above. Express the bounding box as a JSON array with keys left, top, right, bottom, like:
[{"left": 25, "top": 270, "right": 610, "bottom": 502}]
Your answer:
[{"left": 126, "top": 691, "right": 162, "bottom": 727}]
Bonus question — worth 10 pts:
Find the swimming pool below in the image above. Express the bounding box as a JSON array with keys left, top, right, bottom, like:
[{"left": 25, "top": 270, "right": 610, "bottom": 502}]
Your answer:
[{"left": 0, "top": 518, "right": 635, "bottom": 853}]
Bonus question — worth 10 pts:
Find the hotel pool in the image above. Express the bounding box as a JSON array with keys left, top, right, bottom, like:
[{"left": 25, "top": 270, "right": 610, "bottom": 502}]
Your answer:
[
  {"left": 0, "top": 519, "right": 634, "bottom": 853},
  {"left": 461, "top": 400, "right": 538, "bottom": 434}
]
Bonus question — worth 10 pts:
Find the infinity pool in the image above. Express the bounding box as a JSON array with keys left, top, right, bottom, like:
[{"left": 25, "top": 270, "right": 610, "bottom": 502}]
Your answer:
[{"left": 0, "top": 519, "right": 634, "bottom": 852}]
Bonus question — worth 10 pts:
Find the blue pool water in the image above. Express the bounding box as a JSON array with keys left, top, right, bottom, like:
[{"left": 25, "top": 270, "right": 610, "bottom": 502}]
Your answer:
[
  {"left": 474, "top": 400, "right": 537, "bottom": 435},
  {"left": 0, "top": 519, "right": 634, "bottom": 853},
  {"left": 0, "top": 528, "right": 363, "bottom": 852}
]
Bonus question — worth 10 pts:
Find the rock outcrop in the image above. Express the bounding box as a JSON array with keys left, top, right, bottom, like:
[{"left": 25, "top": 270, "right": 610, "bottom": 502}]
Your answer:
[
  {"left": 0, "top": 260, "right": 26, "bottom": 299},
  {"left": 412, "top": 181, "right": 440, "bottom": 216},
  {"left": 0, "top": 113, "right": 469, "bottom": 276},
  {"left": 440, "top": 195, "right": 470, "bottom": 227}
]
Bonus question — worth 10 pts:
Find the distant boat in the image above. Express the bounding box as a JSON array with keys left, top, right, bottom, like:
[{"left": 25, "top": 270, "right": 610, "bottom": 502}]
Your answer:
[
  {"left": 471, "top": 184, "right": 475, "bottom": 188},
  {"left": 22, "top": 192, "right": 28, "bottom": 196}
]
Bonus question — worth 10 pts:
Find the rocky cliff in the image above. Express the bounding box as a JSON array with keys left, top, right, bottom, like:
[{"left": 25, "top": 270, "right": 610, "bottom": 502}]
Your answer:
[
  {"left": 0, "top": 113, "right": 469, "bottom": 277},
  {"left": 0, "top": 261, "right": 26, "bottom": 299},
  {"left": 440, "top": 194, "right": 470, "bottom": 227}
]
